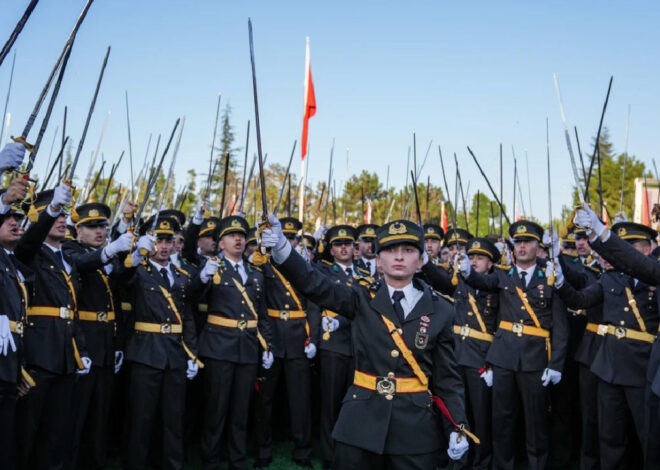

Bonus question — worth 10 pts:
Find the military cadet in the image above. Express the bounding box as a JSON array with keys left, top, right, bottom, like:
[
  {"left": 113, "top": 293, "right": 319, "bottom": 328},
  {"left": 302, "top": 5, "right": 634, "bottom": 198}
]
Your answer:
[
  {"left": 109, "top": 199, "right": 138, "bottom": 241},
  {"left": 13, "top": 184, "right": 93, "bottom": 470},
  {"left": 354, "top": 223, "right": 378, "bottom": 277},
  {"left": 161, "top": 209, "right": 187, "bottom": 268},
  {"left": 423, "top": 237, "right": 500, "bottom": 469},
  {"left": 302, "top": 233, "right": 317, "bottom": 261},
  {"left": 196, "top": 215, "right": 273, "bottom": 470},
  {"left": 0, "top": 176, "right": 30, "bottom": 469},
  {"left": 183, "top": 199, "right": 220, "bottom": 268},
  {"left": 575, "top": 205, "right": 660, "bottom": 470},
  {"left": 316, "top": 225, "right": 358, "bottom": 470},
  {"left": 120, "top": 214, "right": 202, "bottom": 470},
  {"left": 244, "top": 227, "right": 258, "bottom": 259},
  {"left": 423, "top": 223, "right": 444, "bottom": 265},
  {"left": 62, "top": 203, "right": 133, "bottom": 469},
  {"left": 444, "top": 227, "right": 472, "bottom": 261},
  {"left": 261, "top": 216, "right": 472, "bottom": 469},
  {"left": 458, "top": 220, "right": 569, "bottom": 470},
  {"left": 254, "top": 216, "right": 320, "bottom": 468}
]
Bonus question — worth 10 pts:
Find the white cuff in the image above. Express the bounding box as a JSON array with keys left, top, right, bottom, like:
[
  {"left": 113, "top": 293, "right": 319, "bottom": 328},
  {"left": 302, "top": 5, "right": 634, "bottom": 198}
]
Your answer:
[
  {"left": 100, "top": 247, "right": 110, "bottom": 264},
  {"left": 0, "top": 199, "right": 10, "bottom": 214},
  {"left": 271, "top": 241, "right": 292, "bottom": 264},
  {"left": 46, "top": 205, "right": 61, "bottom": 218},
  {"left": 116, "top": 219, "right": 128, "bottom": 234}
]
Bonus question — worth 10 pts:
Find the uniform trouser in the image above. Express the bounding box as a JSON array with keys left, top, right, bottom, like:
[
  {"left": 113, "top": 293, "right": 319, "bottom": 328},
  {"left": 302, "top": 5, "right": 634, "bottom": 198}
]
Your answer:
[
  {"left": 597, "top": 379, "right": 645, "bottom": 470},
  {"left": 334, "top": 441, "right": 438, "bottom": 470},
  {"left": 200, "top": 358, "right": 257, "bottom": 470},
  {"left": 124, "top": 362, "right": 186, "bottom": 470},
  {"left": 68, "top": 365, "right": 113, "bottom": 470},
  {"left": 14, "top": 368, "right": 75, "bottom": 470},
  {"left": 319, "top": 350, "right": 353, "bottom": 465},
  {"left": 456, "top": 366, "right": 492, "bottom": 470},
  {"left": 492, "top": 366, "right": 549, "bottom": 470},
  {"left": 578, "top": 364, "right": 600, "bottom": 470},
  {"left": 644, "top": 384, "right": 660, "bottom": 470},
  {"left": 0, "top": 379, "right": 18, "bottom": 470},
  {"left": 550, "top": 358, "right": 579, "bottom": 469},
  {"left": 255, "top": 356, "right": 312, "bottom": 460}
]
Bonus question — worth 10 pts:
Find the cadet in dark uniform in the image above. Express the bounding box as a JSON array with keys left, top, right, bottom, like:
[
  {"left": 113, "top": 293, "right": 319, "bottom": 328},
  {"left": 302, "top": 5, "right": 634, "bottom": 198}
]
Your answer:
[
  {"left": 261, "top": 216, "right": 472, "bottom": 469},
  {"left": 196, "top": 215, "right": 273, "bottom": 470},
  {"left": 244, "top": 227, "right": 258, "bottom": 259},
  {"left": 354, "top": 224, "right": 378, "bottom": 278},
  {"left": 458, "top": 221, "right": 569, "bottom": 470},
  {"left": 63, "top": 203, "right": 133, "bottom": 469},
  {"left": 317, "top": 225, "right": 357, "bottom": 470},
  {"left": 254, "top": 216, "right": 320, "bottom": 468},
  {"left": 0, "top": 177, "right": 31, "bottom": 469},
  {"left": 183, "top": 199, "right": 219, "bottom": 268},
  {"left": 14, "top": 185, "right": 93, "bottom": 470},
  {"left": 423, "top": 223, "right": 444, "bottom": 265},
  {"left": 120, "top": 214, "right": 202, "bottom": 470},
  {"left": 423, "top": 237, "right": 500, "bottom": 470}
]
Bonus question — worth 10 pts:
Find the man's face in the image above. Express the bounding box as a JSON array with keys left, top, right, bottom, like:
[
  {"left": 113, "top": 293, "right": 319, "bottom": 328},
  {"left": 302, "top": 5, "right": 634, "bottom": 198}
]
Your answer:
[
  {"left": 244, "top": 242, "right": 257, "bottom": 258},
  {"left": 47, "top": 214, "right": 68, "bottom": 242},
  {"left": 77, "top": 224, "right": 108, "bottom": 248},
  {"left": 631, "top": 240, "right": 652, "bottom": 256},
  {"left": 425, "top": 238, "right": 441, "bottom": 259},
  {"left": 173, "top": 233, "right": 184, "bottom": 255},
  {"left": 198, "top": 235, "right": 217, "bottom": 256},
  {"left": 446, "top": 243, "right": 465, "bottom": 260},
  {"left": 359, "top": 239, "right": 375, "bottom": 259},
  {"left": 513, "top": 239, "right": 539, "bottom": 264},
  {"left": 330, "top": 240, "right": 354, "bottom": 264},
  {"left": 575, "top": 237, "right": 590, "bottom": 257},
  {"left": 0, "top": 215, "right": 23, "bottom": 247},
  {"left": 440, "top": 247, "right": 450, "bottom": 263},
  {"left": 376, "top": 244, "right": 423, "bottom": 282},
  {"left": 469, "top": 253, "right": 493, "bottom": 274},
  {"left": 153, "top": 237, "right": 174, "bottom": 263},
  {"left": 219, "top": 232, "right": 246, "bottom": 261}
]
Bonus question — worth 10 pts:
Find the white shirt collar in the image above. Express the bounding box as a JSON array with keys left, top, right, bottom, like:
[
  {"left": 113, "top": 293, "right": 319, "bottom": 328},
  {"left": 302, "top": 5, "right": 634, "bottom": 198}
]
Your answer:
[
  {"left": 385, "top": 281, "right": 423, "bottom": 319},
  {"left": 515, "top": 264, "right": 536, "bottom": 282},
  {"left": 149, "top": 258, "right": 171, "bottom": 272},
  {"left": 44, "top": 242, "right": 61, "bottom": 253}
]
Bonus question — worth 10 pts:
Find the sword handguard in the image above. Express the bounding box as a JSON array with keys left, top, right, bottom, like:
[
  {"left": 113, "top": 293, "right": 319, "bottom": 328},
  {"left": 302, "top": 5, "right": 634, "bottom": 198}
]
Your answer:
[
  {"left": 123, "top": 229, "right": 136, "bottom": 268},
  {"left": 451, "top": 259, "right": 460, "bottom": 286},
  {"left": 547, "top": 260, "right": 555, "bottom": 287},
  {"left": 256, "top": 221, "right": 272, "bottom": 255},
  {"left": 11, "top": 135, "right": 34, "bottom": 152}
]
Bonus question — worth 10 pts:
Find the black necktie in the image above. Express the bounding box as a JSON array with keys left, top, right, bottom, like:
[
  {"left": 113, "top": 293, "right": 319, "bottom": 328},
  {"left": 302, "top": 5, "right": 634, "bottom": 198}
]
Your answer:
[
  {"left": 8, "top": 253, "right": 18, "bottom": 271},
  {"left": 520, "top": 271, "right": 528, "bottom": 288},
  {"left": 346, "top": 267, "right": 353, "bottom": 277},
  {"left": 392, "top": 290, "right": 406, "bottom": 323},
  {"left": 365, "top": 261, "right": 371, "bottom": 273},
  {"left": 160, "top": 268, "right": 171, "bottom": 289}
]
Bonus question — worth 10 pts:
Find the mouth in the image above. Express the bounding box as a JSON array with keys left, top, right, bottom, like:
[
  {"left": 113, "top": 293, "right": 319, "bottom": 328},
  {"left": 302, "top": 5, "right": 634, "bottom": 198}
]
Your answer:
[{"left": 392, "top": 264, "right": 405, "bottom": 270}]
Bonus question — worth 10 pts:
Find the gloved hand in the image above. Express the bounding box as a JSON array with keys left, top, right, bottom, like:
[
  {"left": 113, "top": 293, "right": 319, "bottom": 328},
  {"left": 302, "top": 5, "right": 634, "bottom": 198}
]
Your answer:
[
  {"left": 200, "top": 258, "right": 219, "bottom": 284},
  {"left": 313, "top": 224, "right": 328, "bottom": 241},
  {"left": 0, "top": 315, "right": 17, "bottom": 356},
  {"left": 613, "top": 211, "right": 628, "bottom": 224},
  {"left": 114, "top": 351, "right": 124, "bottom": 374},
  {"left": 136, "top": 234, "right": 156, "bottom": 254},
  {"left": 262, "top": 351, "right": 274, "bottom": 370},
  {"left": 77, "top": 356, "right": 92, "bottom": 375},
  {"left": 304, "top": 342, "right": 317, "bottom": 359},
  {"left": 322, "top": 316, "right": 340, "bottom": 333},
  {"left": 541, "top": 368, "right": 562, "bottom": 386},
  {"left": 260, "top": 214, "right": 287, "bottom": 250},
  {"left": 0, "top": 142, "right": 26, "bottom": 172},
  {"left": 192, "top": 197, "right": 208, "bottom": 225},
  {"left": 480, "top": 368, "right": 493, "bottom": 387},
  {"left": 186, "top": 359, "right": 199, "bottom": 380},
  {"left": 543, "top": 227, "right": 560, "bottom": 257},
  {"left": 50, "top": 182, "right": 72, "bottom": 211},
  {"left": 457, "top": 253, "right": 471, "bottom": 277},
  {"left": 548, "top": 259, "right": 564, "bottom": 288},
  {"left": 104, "top": 232, "right": 133, "bottom": 258},
  {"left": 574, "top": 204, "right": 605, "bottom": 237},
  {"left": 447, "top": 431, "right": 469, "bottom": 460}
]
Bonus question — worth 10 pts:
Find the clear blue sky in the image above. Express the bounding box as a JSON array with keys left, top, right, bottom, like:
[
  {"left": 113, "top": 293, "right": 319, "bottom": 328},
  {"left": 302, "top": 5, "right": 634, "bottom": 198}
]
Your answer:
[{"left": 1, "top": 0, "right": 659, "bottom": 222}]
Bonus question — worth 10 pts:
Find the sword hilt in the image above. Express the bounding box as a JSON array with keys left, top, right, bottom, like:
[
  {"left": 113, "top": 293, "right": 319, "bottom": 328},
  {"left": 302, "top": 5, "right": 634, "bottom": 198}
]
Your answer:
[
  {"left": 124, "top": 228, "right": 137, "bottom": 268},
  {"left": 11, "top": 135, "right": 35, "bottom": 152}
]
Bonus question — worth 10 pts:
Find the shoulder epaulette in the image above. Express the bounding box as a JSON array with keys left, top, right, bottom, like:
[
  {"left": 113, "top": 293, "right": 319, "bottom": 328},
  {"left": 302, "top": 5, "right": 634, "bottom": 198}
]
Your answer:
[
  {"left": 437, "top": 262, "right": 451, "bottom": 271},
  {"left": 320, "top": 259, "right": 333, "bottom": 266},
  {"left": 174, "top": 265, "right": 189, "bottom": 277},
  {"left": 432, "top": 289, "right": 454, "bottom": 303},
  {"left": 585, "top": 264, "right": 602, "bottom": 274},
  {"left": 495, "top": 263, "right": 511, "bottom": 271}
]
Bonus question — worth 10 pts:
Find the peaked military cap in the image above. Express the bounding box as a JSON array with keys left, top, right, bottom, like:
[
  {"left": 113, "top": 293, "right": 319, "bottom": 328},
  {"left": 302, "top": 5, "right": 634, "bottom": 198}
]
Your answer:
[
  {"left": 141, "top": 214, "right": 180, "bottom": 238},
  {"left": 443, "top": 227, "right": 472, "bottom": 246},
  {"left": 159, "top": 209, "right": 186, "bottom": 229},
  {"left": 75, "top": 202, "right": 110, "bottom": 227},
  {"left": 302, "top": 234, "right": 317, "bottom": 250},
  {"left": 375, "top": 219, "right": 424, "bottom": 253},
  {"left": 199, "top": 217, "right": 220, "bottom": 238},
  {"left": 217, "top": 215, "right": 249, "bottom": 239},
  {"left": 423, "top": 223, "right": 444, "bottom": 241},
  {"left": 326, "top": 224, "right": 357, "bottom": 245},
  {"left": 280, "top": 217, "right": 302, "bottom": 236},
  {"left": 357, "top": 224, "right": 379, "bottom": 240},
  {"left": 0, "top": 190, "right": 25, "bottom": 223},
  {"left": 509, "top": 220, "right": 543, "bottom": 242},
  {"left": 466, "top": 237, "right": 500, "bottom": 261},
  {"left": 611, "top": 221, "right": 658, "bottom": 243},
  {"left": 246, "top": 227, "right": 257, "bottom": 246}
]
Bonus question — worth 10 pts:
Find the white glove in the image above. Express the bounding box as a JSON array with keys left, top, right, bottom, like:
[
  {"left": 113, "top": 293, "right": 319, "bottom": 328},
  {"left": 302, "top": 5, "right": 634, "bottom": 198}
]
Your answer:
[
  {"left": 186, "top": 359, "right": 199, "bottom": 380},
  {"left": 550, "top": 259, "right": 564, "bottom": 288},
  {"left": 447, "top": 431, "right": 469, "bottom": 460},
  {"left": 192, "top": 197, "right": 208, "bottom": 224},
  {"left": 200, "top": 258, "right": 219, "bottom": 284},
  {"left": 77, "top": 356, "right": 92, "bottom": 375},
  {"left": 0, "top": 142, "right": 26, "bottom": 172},
  {"left": 304, "top": 342, "right": 317, "bottom": 359},
  {"left": 313, "top": 224, "right": 328, "bottom": 241},
  {"left": 104, "top": 232, "right": 133, "bottom": 258},
  {"left": 0, "top": 315, "right": 17, "bottom": 356},
  {"left": 480, "top": 368, "right": 493, "bottom": 387},
  {"left": 574, "top": 204, "right": 605, "bottom": 237},
  {"left": 422, "top": 251, "right": 430, "bottom": 265},
  {"left": 262, "top": 351, "right": 274, "bottom": 370},
  {"left": 260, "top": 214, "right": 288, "bottom": 250},
  {"left": 457, "top": 253, "right": 471, "bottom": 277},
  {"left": 136, "top": 234, "right": 156, "bottom": 254},
  {"left": 322, "top": 316, "right": 340, "bottom": 333},
  {"left": 51, "top": 182, "right": 72, "bottom": 211},
  {"left": 114, "top": 350, "right": 124, "bottom": 374},
  {"left": 541, "top": 368, "right": 562, "bottom": 386},
  {"left": 543, "top": 227, "right": 560, "bottom": 257},
  {"left": 613, "top": 211, "right": 628, "bottom": 224}
]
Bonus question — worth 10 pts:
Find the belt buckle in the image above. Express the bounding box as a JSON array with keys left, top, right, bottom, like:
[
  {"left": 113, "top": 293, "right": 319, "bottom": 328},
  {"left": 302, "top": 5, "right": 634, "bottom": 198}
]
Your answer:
[
  {"left": 615, "top": 326, "right": 626, "bottom": 339},
  {"left": 160, "top": 323, "right": 172, "bottom": 334},
  {"left": 280, "top": 310, "right": 290, "bottom": 321},
  {"left": 375, "top": 376, "right": 396, "bottom": 399},
  {"left": 237, "top": 319, "right": 248, "bottom": 331},
  {"left": 460, "top": 325, "right": 470, "bottom": 337},
  {"left": 14, "top": 321, "right": 24, "bottom": 336},
  {"left": 59, "top": 307, "right": 71, "bottom": 319},
  {"left": 597, "top": 324, "right": 608, "bottom": 336},
  {"left": 97, "top": 311, "right": 108, "bottom": 322},
  {"left": 512, "top": 323, "right": 524, "bottom": 335}
]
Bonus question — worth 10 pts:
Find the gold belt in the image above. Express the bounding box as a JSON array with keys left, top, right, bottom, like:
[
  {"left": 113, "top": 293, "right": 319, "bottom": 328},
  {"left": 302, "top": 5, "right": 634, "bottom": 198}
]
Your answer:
[
  {"left": 594, "top": 323, "right": 656, "bottom": 344},
  {"left": 453, "top": 324, "right": 493, "bottom": 342},
  {"left": 353, "top": 370, "right": 427, "bottom": 399},
  {"left": 78, "top": 310, "right": 115, "bottom": 322},
  {"left": 134, "top": 321, "right": 182, "bottom": 334},
  {"left": 267, "top": 308, "right": 306, "bottom": 321},
  {"left": 27, "top": 306, "right": 73, "bottom": 320},
  {"left": 207, "top": 315, "right": 257, "bottom": 331},
  {"left": 498, "top": 320, "right": 550, "bottom": 338},
  {"left": 9, "top": 320, "right": 24, "bottom": 336}
]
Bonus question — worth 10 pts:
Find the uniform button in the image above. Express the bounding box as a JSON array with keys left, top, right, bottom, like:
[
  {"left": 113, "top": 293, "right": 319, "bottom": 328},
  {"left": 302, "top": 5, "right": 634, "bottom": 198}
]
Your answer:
[
  {"left": 353, "top": 394, "right": 357, "bottom": 399},
  {"left": 241, "top": 314, "right": 245, "bottom": 318},
  {"left": 391, "top": 350, "right": 399, "bottom": 358},
  {"left": 387, "top": 372, "right": 395, "bottom": 378},
  {"left": 241, "top": 300, "right": 245, "bottom": 304},
  {"left": 284, "top": 304, "right": 290, "bottom": 309},
  {"left": 521, "top": 306, "right": 525, "bottom": 310},
  {"left": 385, "top": 394, "right": 394, "bottom": 400},
  {"left": 624, "top": 307, "right": 630, "bottom": 312},
  {"left": 397, "top": 328, "right": 403, "bottom": 334},
  {"left": 285, "top": 292, "right": 291, "bottom": 296},
  {"left": 620, "top": 321, "right": 625, "bottom": 326}
]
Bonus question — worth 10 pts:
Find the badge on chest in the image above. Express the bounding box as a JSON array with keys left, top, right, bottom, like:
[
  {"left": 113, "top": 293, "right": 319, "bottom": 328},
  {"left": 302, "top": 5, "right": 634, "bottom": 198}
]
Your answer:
[{"left": 415, "top": 315, "right": 431, "bottom": 349}]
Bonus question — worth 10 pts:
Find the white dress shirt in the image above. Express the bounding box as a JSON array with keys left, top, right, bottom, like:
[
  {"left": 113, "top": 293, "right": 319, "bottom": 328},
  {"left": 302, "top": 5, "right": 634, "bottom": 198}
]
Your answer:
[
  {"left": 44, "top": 242, "right": 71, "bottom": 274},
  {"left": 149, "top": 259, "right": 174, "bottom": 285},
  {"left": 386, "top": 282, "right": 423, "bottom": 319}
]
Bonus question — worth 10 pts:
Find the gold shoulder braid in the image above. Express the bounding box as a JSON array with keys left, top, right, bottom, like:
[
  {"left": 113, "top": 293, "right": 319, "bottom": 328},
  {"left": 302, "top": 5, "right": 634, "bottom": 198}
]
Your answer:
[{"left": 158, "top": 286, "right": 204, "bottom": 368}]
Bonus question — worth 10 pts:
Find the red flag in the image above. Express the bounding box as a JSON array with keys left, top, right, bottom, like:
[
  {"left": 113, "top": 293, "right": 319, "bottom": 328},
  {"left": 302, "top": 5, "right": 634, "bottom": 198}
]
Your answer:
[
  {"left": 301, "top": 37, "right": 316, "bottom": 161},
  {"left": 602, "top": 205, "right": 610, "bottom": 227},
  {"left": 441, "top": 201, "right": 449, "bottom": 232},
  {"left": 364, "top": 198, "right": 372, "bottom": 224}
]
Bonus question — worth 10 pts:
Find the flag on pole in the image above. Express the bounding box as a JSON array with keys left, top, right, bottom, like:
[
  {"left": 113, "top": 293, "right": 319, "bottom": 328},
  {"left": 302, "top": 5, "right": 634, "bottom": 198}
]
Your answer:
[
  {"left": 602, "top": 205, "right": 610, "bottom": 227},
  {"left": 365, "top": 197, "right": 372, "bottom": 224},
  {"left": 301, "top": 36, "right": 316, "bottom": 161},
  {"left": 441, "top": 201, "right": 449, "bottom": 233}
]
